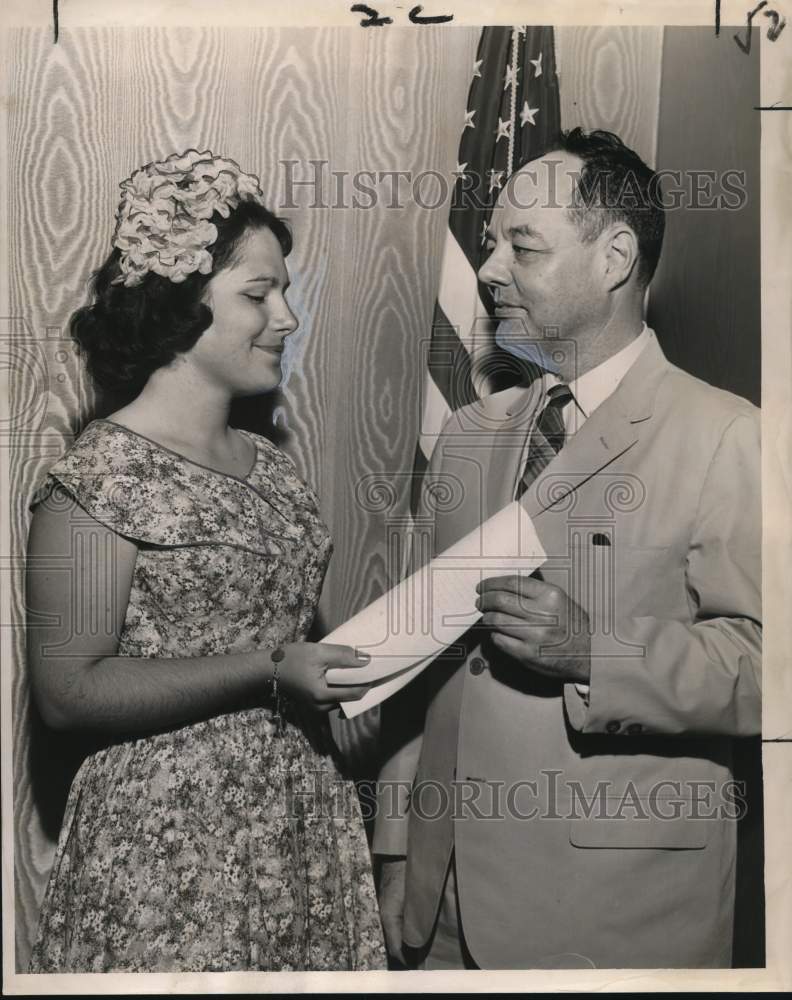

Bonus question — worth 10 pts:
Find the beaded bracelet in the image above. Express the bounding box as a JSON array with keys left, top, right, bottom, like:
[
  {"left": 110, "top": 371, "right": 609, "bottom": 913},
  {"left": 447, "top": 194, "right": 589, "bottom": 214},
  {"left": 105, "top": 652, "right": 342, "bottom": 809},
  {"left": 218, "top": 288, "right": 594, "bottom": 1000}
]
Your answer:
[{"left": 269, "top": 646, "right": 285, "bottom": 730}]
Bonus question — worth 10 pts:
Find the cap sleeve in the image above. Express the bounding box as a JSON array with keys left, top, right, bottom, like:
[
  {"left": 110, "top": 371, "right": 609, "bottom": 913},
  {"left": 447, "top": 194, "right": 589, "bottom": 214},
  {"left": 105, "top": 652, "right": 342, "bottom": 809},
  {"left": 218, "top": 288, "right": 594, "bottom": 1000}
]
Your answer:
[{"left": 29, "top": 421, "right": 301, "bottom": 556}]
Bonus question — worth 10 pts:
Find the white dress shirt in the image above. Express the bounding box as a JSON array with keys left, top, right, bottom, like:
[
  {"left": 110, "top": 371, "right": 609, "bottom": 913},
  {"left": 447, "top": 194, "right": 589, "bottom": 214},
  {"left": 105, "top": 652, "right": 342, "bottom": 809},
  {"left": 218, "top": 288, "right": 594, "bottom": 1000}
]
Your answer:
[{"left": 549, "top": 322, "right": 652, "bottom": 435}]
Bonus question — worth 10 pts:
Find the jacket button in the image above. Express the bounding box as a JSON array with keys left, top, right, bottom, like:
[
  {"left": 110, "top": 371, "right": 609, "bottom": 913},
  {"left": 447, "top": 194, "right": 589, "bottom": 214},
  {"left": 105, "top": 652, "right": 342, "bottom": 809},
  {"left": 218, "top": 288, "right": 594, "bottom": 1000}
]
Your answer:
[
  {"left": 469, "top": 656, "right": 486, "bottom": 675},
  {"left": 605, "top": 720, "right": 621, "bottom": 734},
  {"left": 626, "top": 723, "right": 643, "bottom": 735}
]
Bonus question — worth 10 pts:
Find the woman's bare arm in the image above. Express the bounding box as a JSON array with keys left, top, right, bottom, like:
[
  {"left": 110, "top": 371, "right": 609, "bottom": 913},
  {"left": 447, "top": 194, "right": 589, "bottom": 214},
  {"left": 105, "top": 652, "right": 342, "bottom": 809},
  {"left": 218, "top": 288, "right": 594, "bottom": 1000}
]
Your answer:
[{"left": 26, "top": 490, "right": 370, "bottom": 734}]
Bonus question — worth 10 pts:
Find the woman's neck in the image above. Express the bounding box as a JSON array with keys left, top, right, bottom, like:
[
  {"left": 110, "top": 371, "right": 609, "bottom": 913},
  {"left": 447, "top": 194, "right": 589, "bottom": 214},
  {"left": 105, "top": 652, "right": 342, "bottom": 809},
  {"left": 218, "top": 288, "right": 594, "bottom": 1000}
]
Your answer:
[{"left": 110, "top": 367, "right": 234, "bottom": 453}]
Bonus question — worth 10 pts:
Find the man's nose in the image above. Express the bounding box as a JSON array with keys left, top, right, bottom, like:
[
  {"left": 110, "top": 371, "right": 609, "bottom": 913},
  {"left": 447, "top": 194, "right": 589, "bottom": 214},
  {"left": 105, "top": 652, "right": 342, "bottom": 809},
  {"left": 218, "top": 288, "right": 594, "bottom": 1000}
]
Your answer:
[{"left": 478, "top": 250, "right": 509, "bottom": 287}]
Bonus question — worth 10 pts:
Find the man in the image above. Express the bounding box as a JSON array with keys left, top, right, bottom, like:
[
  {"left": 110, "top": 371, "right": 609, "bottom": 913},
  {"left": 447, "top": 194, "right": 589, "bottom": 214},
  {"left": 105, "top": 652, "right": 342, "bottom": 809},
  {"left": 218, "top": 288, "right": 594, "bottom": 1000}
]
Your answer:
[{"left": 373, "top": 128, "right": 761, "bottom": 969}]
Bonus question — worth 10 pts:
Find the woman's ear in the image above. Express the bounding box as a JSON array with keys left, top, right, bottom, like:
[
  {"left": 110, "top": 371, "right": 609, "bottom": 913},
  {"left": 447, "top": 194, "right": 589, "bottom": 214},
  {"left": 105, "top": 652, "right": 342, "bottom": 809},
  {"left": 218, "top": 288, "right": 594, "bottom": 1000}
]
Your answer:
[{"left": 602, "top": 224, "right": 639, "bottom": 290}]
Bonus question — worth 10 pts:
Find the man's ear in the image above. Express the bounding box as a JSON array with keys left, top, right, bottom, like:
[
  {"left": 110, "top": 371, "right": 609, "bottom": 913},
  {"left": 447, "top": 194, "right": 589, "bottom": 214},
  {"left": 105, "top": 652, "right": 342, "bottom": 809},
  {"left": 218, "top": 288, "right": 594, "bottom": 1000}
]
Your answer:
[{"left": 601, "top": 224, "right": 639, "bottom": 290}]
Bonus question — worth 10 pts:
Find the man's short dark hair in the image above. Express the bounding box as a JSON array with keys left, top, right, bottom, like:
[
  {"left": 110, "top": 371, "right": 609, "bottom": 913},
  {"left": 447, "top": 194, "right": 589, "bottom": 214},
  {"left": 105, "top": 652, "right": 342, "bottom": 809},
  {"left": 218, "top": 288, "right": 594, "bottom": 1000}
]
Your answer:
[{"left": 520, "top": 127, "right": 665, "bottom": 287}]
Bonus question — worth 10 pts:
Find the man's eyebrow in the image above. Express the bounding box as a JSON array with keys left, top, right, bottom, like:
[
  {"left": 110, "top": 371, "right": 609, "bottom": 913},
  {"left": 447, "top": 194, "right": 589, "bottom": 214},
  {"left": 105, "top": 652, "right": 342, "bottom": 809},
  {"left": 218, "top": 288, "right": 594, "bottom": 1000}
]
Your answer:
[{"left": 507, "top": 223, "right": 543, "bottom": 240}]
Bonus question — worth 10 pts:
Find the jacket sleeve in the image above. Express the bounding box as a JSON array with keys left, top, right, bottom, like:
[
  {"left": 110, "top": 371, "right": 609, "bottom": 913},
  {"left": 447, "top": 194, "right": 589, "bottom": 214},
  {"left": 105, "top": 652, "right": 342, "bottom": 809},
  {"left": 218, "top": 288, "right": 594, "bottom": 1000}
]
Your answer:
[{"left": 564, "top": 411, "right": 761, "bottom": 737}]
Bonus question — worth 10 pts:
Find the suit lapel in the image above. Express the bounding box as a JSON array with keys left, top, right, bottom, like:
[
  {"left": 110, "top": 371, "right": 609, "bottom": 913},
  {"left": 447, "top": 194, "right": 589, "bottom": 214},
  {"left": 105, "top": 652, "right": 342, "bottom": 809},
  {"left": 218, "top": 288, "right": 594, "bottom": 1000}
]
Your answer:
[
  {"left": 428, "top": 382, "right": 542, "bottom": 553},
  {"left": 516, "top": 334, "right": 672, "bottom": 520},
  {"left": 484, "top": 380, "right": 545, "bottom": 519},
  {"left": 518, "top": 399, "right": 639, "bottom": 520}
]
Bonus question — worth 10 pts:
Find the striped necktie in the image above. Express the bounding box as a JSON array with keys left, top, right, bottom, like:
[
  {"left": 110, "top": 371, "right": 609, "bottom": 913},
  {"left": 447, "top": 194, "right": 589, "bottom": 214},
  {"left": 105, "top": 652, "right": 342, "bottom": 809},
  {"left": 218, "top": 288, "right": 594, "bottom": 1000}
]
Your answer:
[{"left": 516, "top": 382, "right": 574, "bottom": 498}]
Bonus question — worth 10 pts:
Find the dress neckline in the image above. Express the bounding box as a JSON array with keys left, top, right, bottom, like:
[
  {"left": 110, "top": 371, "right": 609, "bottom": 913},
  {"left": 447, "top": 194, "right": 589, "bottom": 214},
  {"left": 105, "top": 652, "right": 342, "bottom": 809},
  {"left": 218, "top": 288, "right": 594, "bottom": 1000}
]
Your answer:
[{"left": 92, "top": 419, "right": 260, "bottom": 485}]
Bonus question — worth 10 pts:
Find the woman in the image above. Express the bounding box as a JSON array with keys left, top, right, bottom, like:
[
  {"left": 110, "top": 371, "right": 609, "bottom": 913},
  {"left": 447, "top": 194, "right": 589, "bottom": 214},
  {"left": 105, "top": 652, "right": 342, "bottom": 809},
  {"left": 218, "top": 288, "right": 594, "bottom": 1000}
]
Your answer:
[{"left": 26, "top": 150, "right": 387, "bottom": 973}]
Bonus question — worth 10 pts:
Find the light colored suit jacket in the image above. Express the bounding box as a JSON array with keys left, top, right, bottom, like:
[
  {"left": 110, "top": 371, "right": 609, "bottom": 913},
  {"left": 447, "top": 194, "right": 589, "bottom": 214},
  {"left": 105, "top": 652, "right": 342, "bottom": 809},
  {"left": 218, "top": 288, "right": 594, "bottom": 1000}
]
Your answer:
[{"left": 374, "top": 335, "right": 761, "bottom": 969}]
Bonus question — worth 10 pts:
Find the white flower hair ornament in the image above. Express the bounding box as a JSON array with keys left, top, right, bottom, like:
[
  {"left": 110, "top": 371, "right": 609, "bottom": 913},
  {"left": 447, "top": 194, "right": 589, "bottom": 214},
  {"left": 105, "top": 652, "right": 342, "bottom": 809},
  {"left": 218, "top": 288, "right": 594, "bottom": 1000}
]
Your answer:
[{"left": 111, "top": 149, "right": 268, "bottom": 287}]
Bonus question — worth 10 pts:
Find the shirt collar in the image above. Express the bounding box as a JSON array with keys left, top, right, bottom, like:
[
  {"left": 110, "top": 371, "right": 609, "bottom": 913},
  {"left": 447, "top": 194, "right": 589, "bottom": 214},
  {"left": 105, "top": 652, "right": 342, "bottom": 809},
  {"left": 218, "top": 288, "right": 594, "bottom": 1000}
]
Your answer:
[{"left": 547, "top": 323, "right": 653, "bottom": 419}]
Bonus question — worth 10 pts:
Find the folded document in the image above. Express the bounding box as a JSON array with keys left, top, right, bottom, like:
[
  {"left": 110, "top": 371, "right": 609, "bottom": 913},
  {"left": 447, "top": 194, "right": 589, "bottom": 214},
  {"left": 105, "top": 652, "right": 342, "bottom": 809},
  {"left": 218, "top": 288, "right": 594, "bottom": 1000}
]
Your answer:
[{"left": 323, "top": 500, "right": 546, "bottom": 718}]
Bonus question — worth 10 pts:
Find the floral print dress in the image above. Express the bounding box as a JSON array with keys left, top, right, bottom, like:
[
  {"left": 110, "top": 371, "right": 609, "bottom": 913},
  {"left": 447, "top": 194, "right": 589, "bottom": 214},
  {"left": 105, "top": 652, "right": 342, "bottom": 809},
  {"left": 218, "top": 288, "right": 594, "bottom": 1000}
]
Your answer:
[{"left": 28, "top": 419, "right": 386, "bottom": 973}]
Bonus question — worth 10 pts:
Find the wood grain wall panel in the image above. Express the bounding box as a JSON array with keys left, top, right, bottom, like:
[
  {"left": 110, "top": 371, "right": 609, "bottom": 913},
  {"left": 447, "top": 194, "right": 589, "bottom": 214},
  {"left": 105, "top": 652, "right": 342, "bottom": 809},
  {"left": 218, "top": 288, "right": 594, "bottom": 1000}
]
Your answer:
[
  {"left": 7, "top": 24, "right": 479, "bottom": 969},
  {"left": 555, "top": 25, "right": 663, "bottom": 165},
  {"left": 9, "top": 27, "right": 110, "bottom": 972},
  {"left": 321, "top": 26, "right": 464, "bottom": 627},
  {"left": 125, "top": 28, "right": 235, "bottom": 161}
]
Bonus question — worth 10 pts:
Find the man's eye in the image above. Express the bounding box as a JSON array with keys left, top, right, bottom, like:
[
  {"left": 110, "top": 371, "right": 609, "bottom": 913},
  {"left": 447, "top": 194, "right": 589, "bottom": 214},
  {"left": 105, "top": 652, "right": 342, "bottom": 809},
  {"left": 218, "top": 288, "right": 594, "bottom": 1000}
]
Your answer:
[{"left": 513, "top": 245, "right": 534, "bottom": 256}]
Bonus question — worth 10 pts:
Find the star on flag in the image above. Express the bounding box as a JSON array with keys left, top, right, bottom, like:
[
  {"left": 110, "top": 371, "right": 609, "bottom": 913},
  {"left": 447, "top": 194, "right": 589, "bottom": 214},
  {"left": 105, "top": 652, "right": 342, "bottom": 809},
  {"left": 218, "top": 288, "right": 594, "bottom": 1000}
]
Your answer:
[
  {"left": 503, "top": 64, "right": 519, "bottom": 91},
  {"left": 463, "top": 109, "right": 476, "bottom": 130},
  {"left": 454, "top": 162, "right": 468, "bottom": 180},
  {"left": 488, "top": 169, "right": 504, "bottom": 193},
  {"left": 530, "top": 52, "right": 543, "bottom": 77},
  {"left": 520, "top": 102, "right": 539, "bottom": 126},
  {"left": 480, "top": 220, "right": 489, "bottom": 246},
  {"left": 495, "top": 117, "right": 512, "bottom": 142},
  {"left": 472, "top": 58, "right": 483, "bottom": 79}
]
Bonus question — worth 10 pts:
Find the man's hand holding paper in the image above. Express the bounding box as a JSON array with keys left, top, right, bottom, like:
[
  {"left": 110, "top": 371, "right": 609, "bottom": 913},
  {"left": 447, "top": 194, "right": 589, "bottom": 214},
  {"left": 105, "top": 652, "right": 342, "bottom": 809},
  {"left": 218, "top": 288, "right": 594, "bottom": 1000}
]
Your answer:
[{"left": 474, "top": 574, "right": 591, "bottom": 684}]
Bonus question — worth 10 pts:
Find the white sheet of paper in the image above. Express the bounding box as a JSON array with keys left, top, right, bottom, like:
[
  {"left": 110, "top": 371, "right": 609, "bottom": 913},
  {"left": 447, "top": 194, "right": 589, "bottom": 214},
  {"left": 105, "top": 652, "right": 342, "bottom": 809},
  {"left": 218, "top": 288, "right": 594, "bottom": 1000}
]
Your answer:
[
  {"left": 336, "top": 657, "right": 435, "bottom": 719},
  {"left": 323, "top": 499, "right": 546, "bottom": 717}
]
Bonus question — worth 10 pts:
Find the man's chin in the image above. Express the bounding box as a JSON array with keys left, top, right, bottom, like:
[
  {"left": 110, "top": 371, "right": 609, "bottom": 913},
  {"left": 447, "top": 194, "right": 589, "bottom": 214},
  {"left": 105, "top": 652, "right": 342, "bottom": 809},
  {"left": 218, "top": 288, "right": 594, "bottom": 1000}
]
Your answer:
[{"left": 494, "top": 317, "right": 555, "bottom": 366}]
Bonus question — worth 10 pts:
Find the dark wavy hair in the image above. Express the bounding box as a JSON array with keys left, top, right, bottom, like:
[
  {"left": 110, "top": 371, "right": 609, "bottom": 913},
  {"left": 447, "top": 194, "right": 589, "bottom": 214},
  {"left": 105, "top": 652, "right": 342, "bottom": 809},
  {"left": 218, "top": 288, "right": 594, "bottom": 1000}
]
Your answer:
[
  {"left": 71, "top": 200, "right": 292, "bottom": 396},
  {"left": 519, "top": 127, "right": 665, "bottom": 287}
]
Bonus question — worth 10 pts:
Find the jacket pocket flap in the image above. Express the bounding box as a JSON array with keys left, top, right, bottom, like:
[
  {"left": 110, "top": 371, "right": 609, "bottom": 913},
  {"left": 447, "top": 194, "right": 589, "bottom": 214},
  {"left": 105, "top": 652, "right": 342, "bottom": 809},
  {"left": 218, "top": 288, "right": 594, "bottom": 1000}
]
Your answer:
[{"left": 569, "top": 817, "right": 707, "bottom": 850}]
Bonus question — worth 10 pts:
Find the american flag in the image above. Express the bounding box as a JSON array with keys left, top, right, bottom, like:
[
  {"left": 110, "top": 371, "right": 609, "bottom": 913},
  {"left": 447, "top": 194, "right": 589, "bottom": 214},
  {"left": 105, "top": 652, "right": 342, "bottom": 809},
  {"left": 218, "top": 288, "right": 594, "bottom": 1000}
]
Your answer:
[{"left": 411, "top": 26, "right": 562, "bottom": 514}]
